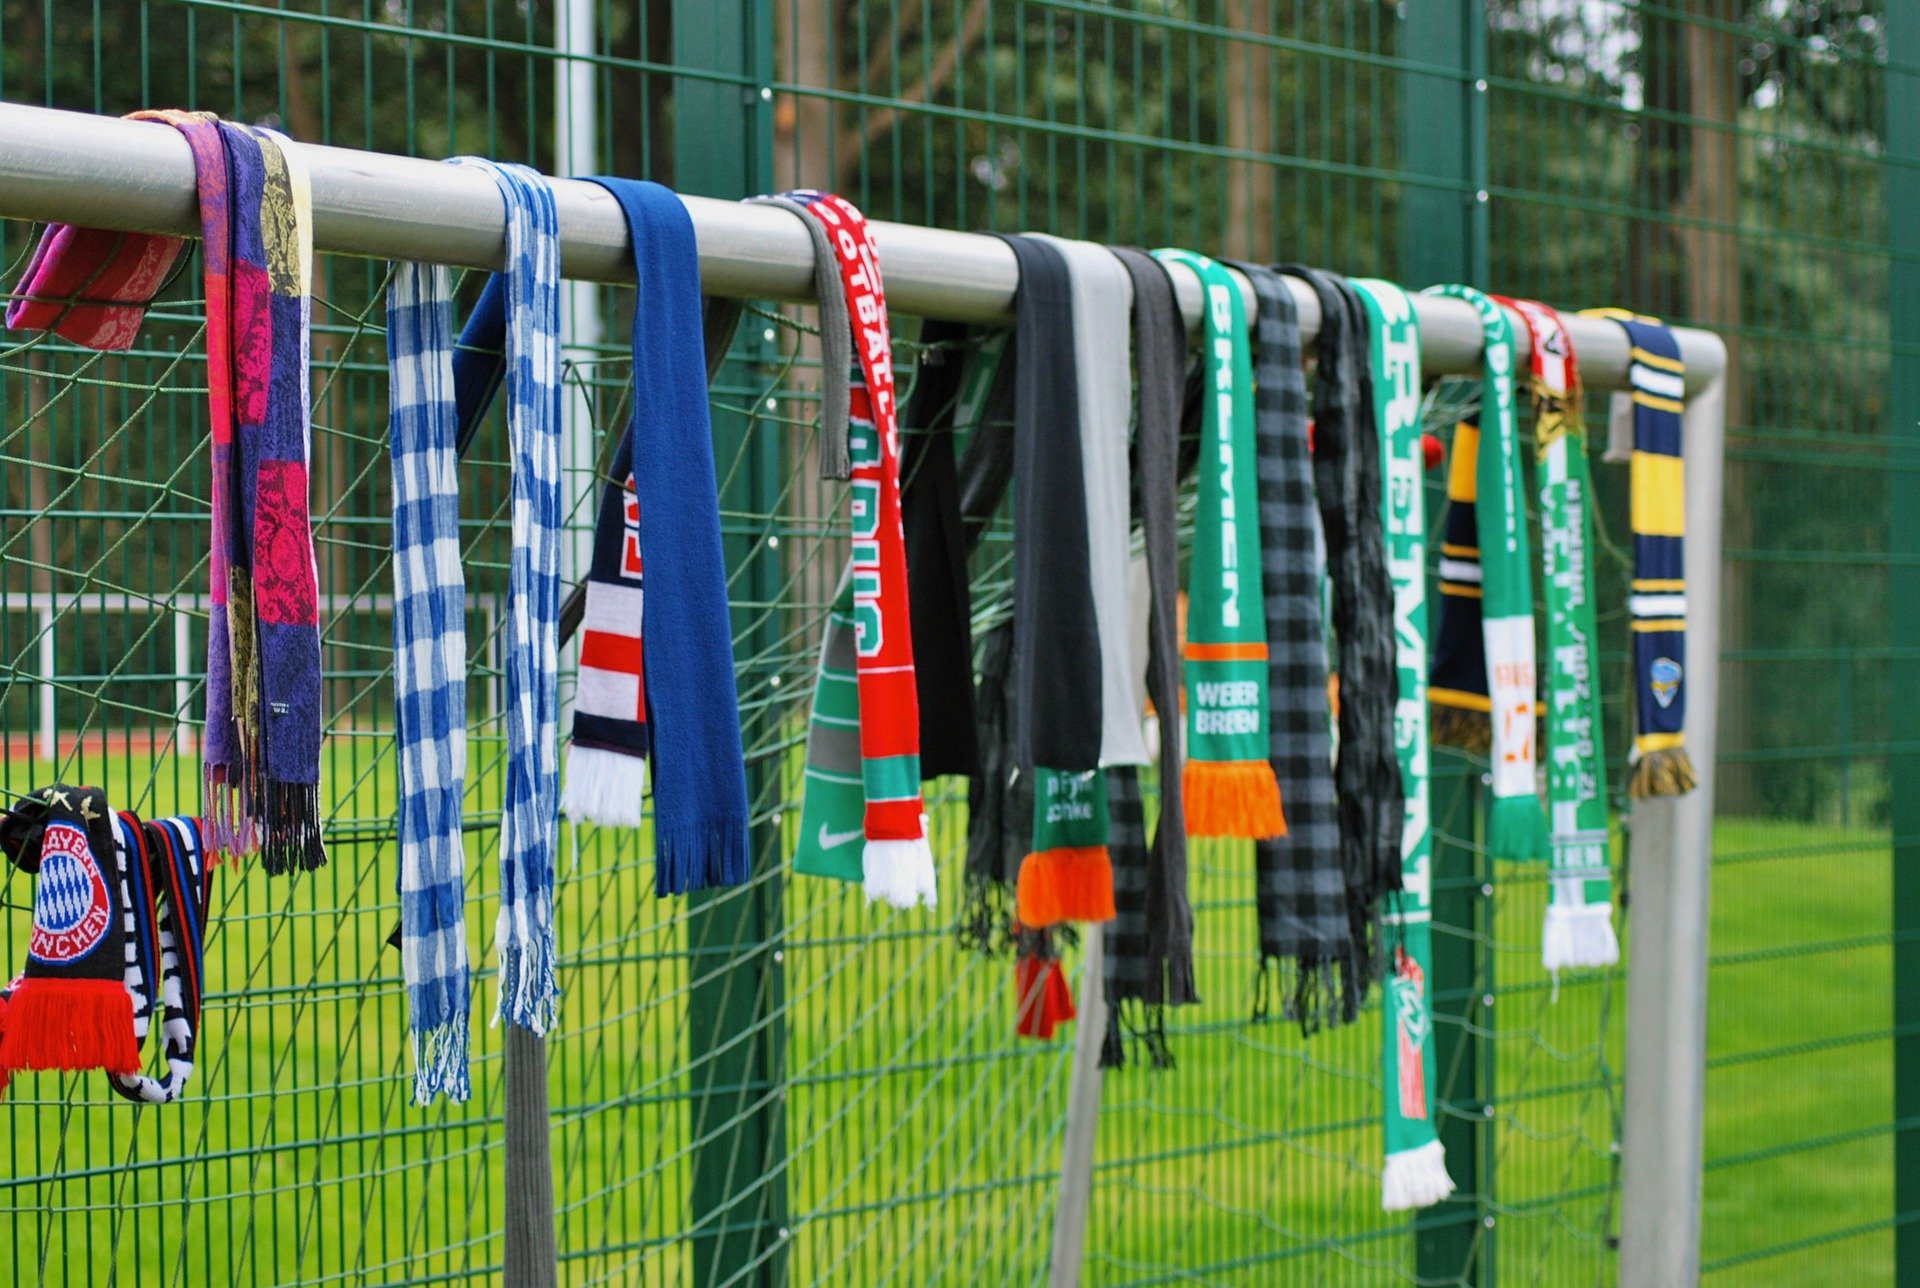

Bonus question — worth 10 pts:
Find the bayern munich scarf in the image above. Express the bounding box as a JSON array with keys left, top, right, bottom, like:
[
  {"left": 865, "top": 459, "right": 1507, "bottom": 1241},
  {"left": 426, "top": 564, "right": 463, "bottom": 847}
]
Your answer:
[
  {"left": 1232, "top": 263, "right": 1352, "bottom": 1032},
  {"left": 1285, "top": 265, "right": 1404, "bottom": 943},
  {"left": 1425, "top": 285, "right": 1550, "bottom": 863},
  {"left": 779, "top": 191, "right": 937, "bottom": 908},
  {"left": 1000, "top": 234, "right": 1114, "bottom": 927},
  {"left": 584, "top": 177, "right": 752, "bottom": 894},
  {"left": 1154, "top": 249, "right": 1285, "bottom": 840},
  {"left": 9, "top": 114, "right": 326, "bottom": 870},
  {"left": 1505, "top": 299, "right": 1619, "bottom": 972},
  {"left": 1101, "top": 246, "right": 1197, "bottom": 1059},
  {"left": 1354, "top": 279, "right": 1456, "bottom": 1211},
  {"left": 110, "top": 812, "right": 210, "bottom": 1104},
  {"left": 1587, "top": 310, "right": 1697, "bottom": 800},
  {"left": 0, "top": 786, "right": 140, "bottom": 1093}
]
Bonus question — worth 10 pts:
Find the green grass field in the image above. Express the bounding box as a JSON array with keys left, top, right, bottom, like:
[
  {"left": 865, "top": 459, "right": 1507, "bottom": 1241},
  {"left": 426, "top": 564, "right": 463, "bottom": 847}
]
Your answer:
[{"left": 0, "top": 742, "right": 1892, "bottom": 1286}]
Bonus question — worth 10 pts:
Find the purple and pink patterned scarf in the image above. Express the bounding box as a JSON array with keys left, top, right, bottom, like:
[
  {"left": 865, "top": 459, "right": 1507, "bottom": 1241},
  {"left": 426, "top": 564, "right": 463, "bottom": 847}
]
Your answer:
[{"left": 8, "top": 112, "right": 325, "bottom": 871}]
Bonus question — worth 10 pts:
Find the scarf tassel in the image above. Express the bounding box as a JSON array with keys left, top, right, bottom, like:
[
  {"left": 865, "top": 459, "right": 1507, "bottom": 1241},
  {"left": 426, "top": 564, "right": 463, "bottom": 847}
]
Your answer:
[
  {"left": 1182, "top": 760, "right": 1286, "bottom": 840},
  {"left": 1382, "top": 1139, "right": 1457, "bottom": 1213},
  {"left": 1014, "top": 949, "right": 1076, "bottom": 1039},
  {"left": 1015, "top": 845, "right": 1116, "bottom": 927},
  {"left": 1486, "top": 795, "right": 1552, "bottom": 865},
  {"left": 1542, "top": 902, "right": 1621, "bottom": 973},
  {"left": 412, "top": 1018, "right": 473, "bottom": 1107},
  {"left": 656, "top": 819, "right": 752, "bottom": 897},
  {"left": 1099, "top": 999, "right": 1177, "bottom": 1069},
  {"left": 862, "top": 837, "right": 940, "bottom": 910},
  {"left": 260, "top": 782, "right": 325, "bottom": 875},
  {"left": 203, "top": 768, "right": 251, "bottom": 858},
  {"left": 0, "top": 979, "right": 139, "bottom": 1079},
  {"left": 1629, "top": 747, "right": 1697, "bottom": 800},
  {"left": 495, "top": 943, "right": 559, "bottom": 1037},
  {"left": 560, "top": 745, "right": 649, "bottom": 829}
]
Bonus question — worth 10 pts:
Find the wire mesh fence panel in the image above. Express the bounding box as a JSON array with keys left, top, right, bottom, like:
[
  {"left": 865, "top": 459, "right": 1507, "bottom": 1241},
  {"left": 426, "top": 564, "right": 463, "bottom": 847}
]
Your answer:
[{"left": 0, "top": 2, "right": 1908, "bottom": 1287}]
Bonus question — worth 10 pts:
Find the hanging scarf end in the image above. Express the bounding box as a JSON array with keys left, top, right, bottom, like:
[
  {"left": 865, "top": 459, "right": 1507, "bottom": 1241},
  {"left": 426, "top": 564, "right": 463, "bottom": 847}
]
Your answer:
[
  {"left": 1181, "top": 760, "right": 1286, "bottom": 840},
  {"left": 1015, "top": 845, "right": 1116, "bottom": 927},
  {"left": 560, "top": 744, "right": 649, "bottom": 829},
  {"left": 1628, "top": 746, "right": 1697, "bottom": 800},
  {"left": 861, "top": 835, "right": 939, "bottom": 910},
  {"left": 0, "top": 978, "right": 139, "bottom": 1076},
  {"left": 494, "top": 944, "right": 560, "bottom": 1037},
  {"left": 1485, "top": 795, "right": 1551, "bottom": 864},
  {"left": 1542, "top": 903, "right": 1620, "bottom": 973},
  {"left": 1381, "top": 1139, "right": 1456, "bottom": 1212},
  {"left": 260, "top": 781, "right": 326, "bottom": 875},
  {"left": 1014, "top": 949, "right": 1076, "bottom": 1039},
  {"left": 656, "top": 817, "right": 753, "bottom": 895},
  {"left": 411, "top": 1018, "right": 474, "bottom": 1107}
]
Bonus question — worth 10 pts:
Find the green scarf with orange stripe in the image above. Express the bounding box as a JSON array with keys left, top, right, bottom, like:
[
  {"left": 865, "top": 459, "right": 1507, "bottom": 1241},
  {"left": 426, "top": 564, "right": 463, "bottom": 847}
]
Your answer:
[{"left": 1152, "top": 249, "right": 1284, "bottom": 841}]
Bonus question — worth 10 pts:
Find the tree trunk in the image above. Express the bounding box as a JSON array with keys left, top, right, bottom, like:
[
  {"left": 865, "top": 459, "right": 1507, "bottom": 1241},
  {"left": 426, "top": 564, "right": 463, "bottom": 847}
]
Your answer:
[
  {"left": 1677, "top": 6, "right": 1754, "bottom": 813},
  {"left": 1222, "top": 0, "right": 1275, "bottom": 261}
]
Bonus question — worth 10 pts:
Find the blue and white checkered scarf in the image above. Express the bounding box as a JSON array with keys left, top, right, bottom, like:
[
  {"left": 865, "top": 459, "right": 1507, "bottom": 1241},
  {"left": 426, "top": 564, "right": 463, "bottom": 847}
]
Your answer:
[{"left": 388, "top": 158, "right": 562, "bottom": 1103}]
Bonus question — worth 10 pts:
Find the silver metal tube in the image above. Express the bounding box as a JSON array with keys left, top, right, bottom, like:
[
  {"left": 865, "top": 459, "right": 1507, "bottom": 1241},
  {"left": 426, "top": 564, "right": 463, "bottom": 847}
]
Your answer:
[
  {"left": 1049, "top": 924, "right": 1108, "bottom": 1287},
  {"left": 1619, "top": 362, "right": 1727, "bottom": 1287},
  {"left": 0, "top": 103, "right": 1724, "bottom": 392}
]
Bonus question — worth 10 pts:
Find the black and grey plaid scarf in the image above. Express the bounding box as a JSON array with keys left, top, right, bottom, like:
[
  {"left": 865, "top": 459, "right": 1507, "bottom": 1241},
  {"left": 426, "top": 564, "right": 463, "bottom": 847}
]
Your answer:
[
  {"left": 1283, "top": 265, "right": 1404, "bottom": 985},
  {"left": 1233, "top": 263, "right": 1357, "bottom": 1032}
]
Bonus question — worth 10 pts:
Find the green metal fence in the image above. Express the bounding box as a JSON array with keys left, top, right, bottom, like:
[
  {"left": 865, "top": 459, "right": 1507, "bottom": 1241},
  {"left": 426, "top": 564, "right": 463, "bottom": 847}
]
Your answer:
[{"left": 0, "top": 2, "right": 1908, "bottom": 1285}]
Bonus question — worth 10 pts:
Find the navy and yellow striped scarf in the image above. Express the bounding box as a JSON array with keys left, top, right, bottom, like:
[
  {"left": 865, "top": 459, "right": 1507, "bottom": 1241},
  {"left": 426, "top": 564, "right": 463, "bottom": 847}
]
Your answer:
[
  {"left": 1428, "top": 414, "right": 1492, "bottom": 751},
  {"left": 1589, "top": 310, "right": 1696, "bottom": 798}
]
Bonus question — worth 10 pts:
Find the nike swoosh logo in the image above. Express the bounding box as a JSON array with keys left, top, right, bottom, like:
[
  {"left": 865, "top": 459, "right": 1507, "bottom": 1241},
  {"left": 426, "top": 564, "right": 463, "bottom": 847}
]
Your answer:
[{"left": 817, "top": 823, "right": 864, "bottom": 851}]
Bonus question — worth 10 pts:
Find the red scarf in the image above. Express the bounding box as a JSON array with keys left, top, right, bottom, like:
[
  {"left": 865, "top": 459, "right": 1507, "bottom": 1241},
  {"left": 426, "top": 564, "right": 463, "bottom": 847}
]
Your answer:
[{"left": 789, "top": 192, "right": 936, "bottom": 896}]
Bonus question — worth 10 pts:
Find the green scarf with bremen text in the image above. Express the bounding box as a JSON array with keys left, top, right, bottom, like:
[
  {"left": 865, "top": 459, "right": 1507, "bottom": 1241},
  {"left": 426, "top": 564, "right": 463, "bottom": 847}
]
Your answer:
[
  {"left": 1152, "top": 249, "right": 1284, "bottom": 841},
  {"left": 1423, "top": 286, "right": 1549, "bottom": 864},
  {"left": 1356, "top": 279, "right": 1455, "bottom": 1211}
]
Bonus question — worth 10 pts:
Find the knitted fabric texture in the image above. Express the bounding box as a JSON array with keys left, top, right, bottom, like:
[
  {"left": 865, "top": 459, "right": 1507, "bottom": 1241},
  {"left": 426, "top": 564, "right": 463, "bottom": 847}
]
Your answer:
[
  {"left": 1233, "top": 263, "right": 1355, "bottom": 1032},
  {"left": 1285, "top": 264, "right": 1405, "bottom": 961},
  {"left": 584, "top": 176, "right": 753, "bottom": 895}
]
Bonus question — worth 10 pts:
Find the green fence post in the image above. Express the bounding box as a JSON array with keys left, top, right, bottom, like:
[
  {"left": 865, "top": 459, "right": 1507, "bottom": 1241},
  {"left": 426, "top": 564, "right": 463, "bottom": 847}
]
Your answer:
[
  {"left": 1887, "top": 3, "right": 1920, "bottom": 1279},
  {"left": 1400, "top": 3, "right": 1492, "bottom": 1283},
  {"left": 672, "top": 4, "right": 785, "bottom": 1285}
]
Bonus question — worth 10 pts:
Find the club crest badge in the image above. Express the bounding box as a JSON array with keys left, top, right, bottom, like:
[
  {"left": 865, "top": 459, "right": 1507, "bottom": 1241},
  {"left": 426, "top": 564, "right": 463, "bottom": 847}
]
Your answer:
[
  {"left": 1650, "top": 657, "right": 1682, "bottom": 709},
  {"left": 29, "top": 820, "right": 112, "bottom": 965}
]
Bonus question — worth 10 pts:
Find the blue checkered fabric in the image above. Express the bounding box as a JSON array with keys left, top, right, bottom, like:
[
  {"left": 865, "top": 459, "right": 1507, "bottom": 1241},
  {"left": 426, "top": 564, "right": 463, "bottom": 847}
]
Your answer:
[
  {"left": 388, "top": 258, "right": 474, "bottom": 1104},
  {"left": 450, "top": 158, "right": 564, "bottom": 1037}
]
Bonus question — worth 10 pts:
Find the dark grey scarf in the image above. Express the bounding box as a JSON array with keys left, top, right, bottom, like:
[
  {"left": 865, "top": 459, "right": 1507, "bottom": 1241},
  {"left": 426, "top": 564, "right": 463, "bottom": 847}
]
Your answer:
[
  {"left": 1099, "top": 247, "right": 1200, "bottom": 1067},
  {"left": 1233, "top": 263, "right": 1358, "bottom": 1032},
  {"left": 1281, "top": 265, "right": 1404, "bottom": 985}
]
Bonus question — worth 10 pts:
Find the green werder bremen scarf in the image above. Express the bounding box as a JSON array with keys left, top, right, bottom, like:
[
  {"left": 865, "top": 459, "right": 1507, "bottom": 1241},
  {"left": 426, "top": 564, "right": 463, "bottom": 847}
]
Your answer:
[
  {"left": 1357, "top": 280, "right": 1455, "bottom": 1211},
  {"left": 1504, "top": 297, "right": 1618, "bottom": 972},
  {"left": 1426, "top": 286, "right": 1549, "bottom": 863},
  {"left": 1153, "top": 249, "right": 1284, "bottom": 840}
]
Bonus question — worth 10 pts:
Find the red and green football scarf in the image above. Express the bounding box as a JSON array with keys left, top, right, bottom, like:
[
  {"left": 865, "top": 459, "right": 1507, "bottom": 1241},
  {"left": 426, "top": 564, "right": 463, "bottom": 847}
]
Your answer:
[{"left": 783, "top": 191, "right": 937, "bottom": 908}]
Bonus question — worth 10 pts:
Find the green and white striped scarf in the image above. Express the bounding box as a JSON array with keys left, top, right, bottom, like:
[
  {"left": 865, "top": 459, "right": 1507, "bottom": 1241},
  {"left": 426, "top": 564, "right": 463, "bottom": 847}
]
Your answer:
[
  {"left": 1424, "top": 285, "right": 1550, "bottom": 864},
  {"left": 1357, "top": 279, "right": 1455, "bottom": 1211},
  {"left": 1503, "top": 297, "right": 1618, "bottom": 972}
]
